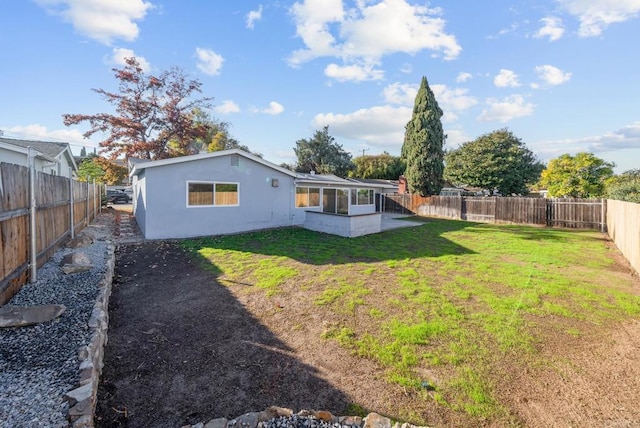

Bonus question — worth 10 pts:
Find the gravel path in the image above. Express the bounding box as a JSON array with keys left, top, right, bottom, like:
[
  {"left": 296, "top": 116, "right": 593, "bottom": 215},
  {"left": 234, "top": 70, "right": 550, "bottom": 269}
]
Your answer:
[{"left": 0, "top": 236, "right": 109, "bottom": 428}]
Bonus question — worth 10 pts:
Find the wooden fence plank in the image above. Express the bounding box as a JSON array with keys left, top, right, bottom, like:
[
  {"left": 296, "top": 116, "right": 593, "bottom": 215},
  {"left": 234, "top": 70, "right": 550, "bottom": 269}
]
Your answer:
[
  {"left": 383, "top": 194, "right": 607, "bottom": 230},
  {"left": 0, "top": 162, "right": 101, "bottom": 305}
]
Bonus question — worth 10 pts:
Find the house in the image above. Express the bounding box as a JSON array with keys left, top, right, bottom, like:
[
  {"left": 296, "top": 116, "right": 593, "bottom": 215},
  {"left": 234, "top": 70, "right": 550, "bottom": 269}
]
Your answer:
[
  {"left": 129, "top": 149, "right": 381, "bottom": 239},
  {"left": 0, "top": 137, "right": 77, "bottom": 178}
]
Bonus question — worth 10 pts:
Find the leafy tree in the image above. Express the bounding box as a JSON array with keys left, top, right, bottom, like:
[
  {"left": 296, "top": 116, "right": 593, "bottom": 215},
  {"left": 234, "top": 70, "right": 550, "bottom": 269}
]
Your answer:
[
  {"left": 63, "top": 57, "right": 213, "bottom": 160},
  {"left": 401, "top": 76, "right": 445, "bottom": 196},
  {"left": 445, "top": 129, "right": 543, "bottom": 195},
  {"left": 293, "top": 126, "right": 354, "bottom": 177},
  {"left": 349, "top": 152, "right": 405, "bottom": 179},
  {"left": 95, "top": 157, "right": 128, "bottom": 185},
  {"left": 540, "top": 152, "right": 614, "bottom": 198},
  {"left": 606, "top": 169, "right": 640, "bottom": 203},
  {"left": 76, "top": 154, "right": 127, "bottom": 185},
  {"left": 76, "top": 154, "right": 105, "bottom": 183},
  {"left": 186, "top": 109, "right": 260, "bottom": 157}
]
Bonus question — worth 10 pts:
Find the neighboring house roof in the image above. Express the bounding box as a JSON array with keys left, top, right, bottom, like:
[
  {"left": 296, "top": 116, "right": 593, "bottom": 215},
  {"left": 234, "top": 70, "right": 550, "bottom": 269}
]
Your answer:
[
  {"left": 130, "top": 149, "right": 298, "bottom": 178},
  {"left": 0, "top": 137, "right": 78, "bottom": 171},
  {"left": 295, "top": 173, "right": 371, "bottom": 188},
  {"left": 346, "top": 178, "right": 399, "bottom": 189}
]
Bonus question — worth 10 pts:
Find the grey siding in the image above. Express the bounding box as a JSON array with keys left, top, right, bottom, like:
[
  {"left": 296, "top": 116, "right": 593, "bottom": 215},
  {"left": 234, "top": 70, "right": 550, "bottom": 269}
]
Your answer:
[{"left": 138, "top": 155, "right": 297, "bottom": 239}]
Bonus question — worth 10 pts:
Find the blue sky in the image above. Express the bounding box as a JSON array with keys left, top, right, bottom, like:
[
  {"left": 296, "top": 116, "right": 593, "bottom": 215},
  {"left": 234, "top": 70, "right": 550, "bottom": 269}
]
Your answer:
[{"left": 1, "top": 0, "right": 639, "bottom": 173}]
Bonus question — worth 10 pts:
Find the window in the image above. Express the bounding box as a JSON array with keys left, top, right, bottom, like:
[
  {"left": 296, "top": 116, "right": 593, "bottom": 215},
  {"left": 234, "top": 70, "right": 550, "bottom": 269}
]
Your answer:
[
  {"left": 350, "top": 188, "right": 374, "bottom": 205},
  {"left": 187, "top": 181, "right": 238, "bottom": 207},
  {"left": 322, "top": 188, "right": 349, "bottom": 214},
  {"left": 295, "top": 187, "right": 320, "bottom": 208}
]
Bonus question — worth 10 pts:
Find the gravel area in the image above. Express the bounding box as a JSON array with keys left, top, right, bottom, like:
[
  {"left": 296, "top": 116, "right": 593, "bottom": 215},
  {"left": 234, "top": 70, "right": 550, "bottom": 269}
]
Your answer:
[{"left": 0, "top": 238, "right": 109, "bottom": 428}]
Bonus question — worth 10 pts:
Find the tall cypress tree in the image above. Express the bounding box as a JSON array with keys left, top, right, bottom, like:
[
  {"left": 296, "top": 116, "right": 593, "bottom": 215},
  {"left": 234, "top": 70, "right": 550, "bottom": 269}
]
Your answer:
[{"left": 401, "top": 76, "right": 445, "bottom": 196}]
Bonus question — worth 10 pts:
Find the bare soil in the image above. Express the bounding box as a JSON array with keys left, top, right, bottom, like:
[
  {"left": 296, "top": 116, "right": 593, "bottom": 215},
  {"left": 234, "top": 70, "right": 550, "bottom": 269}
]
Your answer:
[{"left": 96, "top": 209, "right": 640, "bottom": 428}]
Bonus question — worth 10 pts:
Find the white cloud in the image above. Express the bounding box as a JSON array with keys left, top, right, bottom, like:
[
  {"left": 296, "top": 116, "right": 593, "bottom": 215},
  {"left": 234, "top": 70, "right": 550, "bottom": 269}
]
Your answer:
[
  {"left": 456, "top": 72, "right": 472, "bottom": 83},
  {"left": 214, "top": 100, "right": 241, "bottom": 114},
  {"left": 259, "top": 101, "right": 285, "bottom": 115},
  {"left": 195, "top": 47, "right": 224, "bottom": 76},
  {"left": 535, "top": 122, "right": 640, "bottom": 161},
  {"left": 288, "top": 0, "right": 461, "bottom": 81},
  {"left": 109, "top": 48, "right": 150, "bottom": 72},
  {"left": 558, "top": 0, "right": 640, "bottom": 37},
  {"left": 494, "top": 69, "right": 521, "bottom": 88},
  {"left": 35, "top": 0, "right": 152, "bottom": 45},
  {"left": 313, "top": 105, "right": 411, "bottom": 147},
  {"left": 535, "top": 65, "right": 572, "bottom": 85},
  {"left": 246, "top": 5, "right": 263, "bottom": 29},
  {"left": 400, "top": 63, "right": 413, "bottom": 74},
  {"left": 478, "top": 94, "right": 534, "bottom": 122},
  {"left": 487, "top": 22, "right": 519, "bottom": 39},
  {"left": 383, "top": 83, "right": 418, "bottom": 105},
  {"left": 444, "top": 128, "right": 472, "bottom": 149},
  {"left": 4, "top": 124, "right": 93, "bottom": 144},
  {"left": 534, "top": 16, "right": 565, "bottom": 41},
  {"left": 324, "top": 62, "right": 384, "bottom": 82},
  {"left": 431, "top": 84, "right": 478, "bottom": 113}
]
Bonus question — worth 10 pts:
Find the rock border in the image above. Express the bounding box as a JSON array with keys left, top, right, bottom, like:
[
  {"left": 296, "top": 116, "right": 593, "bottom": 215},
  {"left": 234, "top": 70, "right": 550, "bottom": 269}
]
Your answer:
[
  {"left": 180, "top": 407, "right": 433, "bottom": 428},
  {"left": 64, "top": 241, "right": 116, "bottom": 427}
]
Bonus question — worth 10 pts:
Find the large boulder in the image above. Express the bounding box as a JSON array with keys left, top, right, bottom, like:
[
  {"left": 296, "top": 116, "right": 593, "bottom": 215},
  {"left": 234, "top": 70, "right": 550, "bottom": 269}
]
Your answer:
[
  {"left": 60, "top": 252, "right": 93, "bottom": 274},
  {"left": 0, "top": 304, "right": 66, "bottom": 328}
]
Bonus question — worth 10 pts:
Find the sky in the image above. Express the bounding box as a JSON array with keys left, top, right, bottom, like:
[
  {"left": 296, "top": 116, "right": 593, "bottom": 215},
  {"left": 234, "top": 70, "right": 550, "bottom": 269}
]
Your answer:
[{"left": 1, "top": 0, "right": 639, "bottom": 173}]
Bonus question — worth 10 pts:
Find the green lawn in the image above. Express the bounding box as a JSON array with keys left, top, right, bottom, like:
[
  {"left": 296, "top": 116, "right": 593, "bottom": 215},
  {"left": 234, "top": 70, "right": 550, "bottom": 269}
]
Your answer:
[{"left": 182, "top": 218, "right": 640, "bottom": 425}]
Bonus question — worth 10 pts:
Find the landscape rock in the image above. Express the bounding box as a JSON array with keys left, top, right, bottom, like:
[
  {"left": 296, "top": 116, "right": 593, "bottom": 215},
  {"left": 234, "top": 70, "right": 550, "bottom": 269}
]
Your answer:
[
  {"left": 60, "top": 252, "right": 93, "bottom": 274},
  {"left": 363, "top": 412, "right": 392, "bottom": 428},
  {"left": 204, "top": 417, "right": 229, "bottom": 428},
  {"left": 0, "top": 304, "right": 66, "bottom": 327},
  {"left": 63, "top": 382, "right": 93, "bottom": 406},
  {"left": 229, "top": 411, "right": 260, "bottom": 428},
  {"left": 67, "top": 232, "right": 95, "bottom": 248}
]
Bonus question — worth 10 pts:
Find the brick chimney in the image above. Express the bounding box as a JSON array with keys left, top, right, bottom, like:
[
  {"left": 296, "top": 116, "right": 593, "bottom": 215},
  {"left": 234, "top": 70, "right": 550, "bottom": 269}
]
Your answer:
[{"left": 398, "top": 175, "right": 408, "bottom": 194}]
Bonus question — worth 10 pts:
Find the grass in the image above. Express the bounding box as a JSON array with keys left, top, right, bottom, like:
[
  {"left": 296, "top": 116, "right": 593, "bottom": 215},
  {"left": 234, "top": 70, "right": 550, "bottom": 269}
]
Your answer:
[{"left": 181, "top": 218, "right": 640, "bottom": 425}]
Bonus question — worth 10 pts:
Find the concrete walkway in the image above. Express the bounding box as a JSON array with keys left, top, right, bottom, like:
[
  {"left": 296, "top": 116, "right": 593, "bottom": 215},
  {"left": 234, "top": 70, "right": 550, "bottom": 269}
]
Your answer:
[{"left": 380, "top": 214, "right": 422, "bottom": 231}]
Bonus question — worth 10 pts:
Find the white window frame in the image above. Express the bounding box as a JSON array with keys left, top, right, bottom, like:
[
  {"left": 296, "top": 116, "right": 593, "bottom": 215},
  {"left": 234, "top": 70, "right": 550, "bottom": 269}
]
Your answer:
[
  {"left": 186, "top": 180, "right": 240, "bottom": 208},
  {"left": 295, "top": 186, "right": 321, "bottom": 208},
  {"left": 350, "top": 188, "right": 375, "bottom": 206}
]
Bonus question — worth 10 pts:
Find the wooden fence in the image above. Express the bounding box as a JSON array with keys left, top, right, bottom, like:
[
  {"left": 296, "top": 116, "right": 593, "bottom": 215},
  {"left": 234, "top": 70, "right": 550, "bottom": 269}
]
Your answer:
[
  {"left": 0, "top": 162, "right": 101, "bottom": 305},
  {"left": 606, "top": 199, "right": 640, "bottom": 275},
  {"left": 383, "top": 194, "right": 606, "bottom": 230}
]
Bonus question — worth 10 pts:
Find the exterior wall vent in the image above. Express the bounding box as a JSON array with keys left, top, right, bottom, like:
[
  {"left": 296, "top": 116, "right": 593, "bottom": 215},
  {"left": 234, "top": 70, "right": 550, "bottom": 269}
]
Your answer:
[
  {"left": 271, "top": 178, "right": 279, "bottom": 187},
  {"left": 230, "top": 155, "right": 239, "bottom": 166}
]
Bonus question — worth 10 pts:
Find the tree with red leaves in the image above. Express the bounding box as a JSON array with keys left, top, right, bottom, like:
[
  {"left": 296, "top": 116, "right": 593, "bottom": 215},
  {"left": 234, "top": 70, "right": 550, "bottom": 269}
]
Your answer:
[{"left": 63, "top": 57, "right": 213, "bottom": 160}]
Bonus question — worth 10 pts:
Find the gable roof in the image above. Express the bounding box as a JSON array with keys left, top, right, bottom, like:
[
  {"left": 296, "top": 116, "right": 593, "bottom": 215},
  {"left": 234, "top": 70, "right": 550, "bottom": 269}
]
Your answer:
[
  {"left": 0, "top": 137, "right": 78, "bottom": 171},
  {"left": 128, "top": 149, "right": 380, "bottom": 189},
  {"left": 129, "top": 149, "right": 298, "bottom": 178}
]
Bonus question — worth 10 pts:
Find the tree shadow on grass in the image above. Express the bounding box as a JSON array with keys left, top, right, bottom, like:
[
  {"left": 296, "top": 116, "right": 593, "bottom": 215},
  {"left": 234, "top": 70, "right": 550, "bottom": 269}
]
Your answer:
[
  {"left": 183, "top": 218, "right": 476, "bottom": 267},
  {"left": 96, "top": 241, "right": 352, "bottom": 428}
]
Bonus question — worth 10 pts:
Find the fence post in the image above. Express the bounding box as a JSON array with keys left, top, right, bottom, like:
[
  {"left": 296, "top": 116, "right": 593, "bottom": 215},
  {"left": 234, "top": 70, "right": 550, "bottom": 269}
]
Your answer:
[
  {"left": 28, "top": 147, "right": 37, "bottom": 283},
  {"left": 601, "top": 198, "right": 606, "bottom": 233},
  {"left": 70, "top": 170, "right": 75, "bottom": 239},
  {"left": 86, "top": 176, "right": 89, "bottom": 226},
  {"left": 92, "top": 179, "right": 96, "bottom": 221}
]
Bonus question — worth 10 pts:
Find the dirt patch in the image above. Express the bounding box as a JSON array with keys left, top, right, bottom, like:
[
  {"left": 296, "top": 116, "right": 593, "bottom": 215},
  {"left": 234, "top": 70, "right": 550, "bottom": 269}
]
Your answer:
[
  {"left": 97, "top": 236, "right": 640, "bottom": 428},
  {"left": 97, "top": 242, "right": 357, "bottom": 427}
]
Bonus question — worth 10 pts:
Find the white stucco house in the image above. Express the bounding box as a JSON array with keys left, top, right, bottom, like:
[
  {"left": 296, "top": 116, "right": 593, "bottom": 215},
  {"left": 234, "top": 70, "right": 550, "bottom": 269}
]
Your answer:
[
  {"left": 129, "top": 149, "right": 382, "bottom": 239},
  {"left": 0, "top": 137, "right": 78, "bottom": 178}
]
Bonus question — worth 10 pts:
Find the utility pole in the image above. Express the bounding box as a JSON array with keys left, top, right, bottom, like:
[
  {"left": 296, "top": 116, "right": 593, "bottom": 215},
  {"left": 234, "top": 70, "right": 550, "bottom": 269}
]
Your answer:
[{"left": 361, "top": 148, "right": 369, "bottom": 157}]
